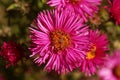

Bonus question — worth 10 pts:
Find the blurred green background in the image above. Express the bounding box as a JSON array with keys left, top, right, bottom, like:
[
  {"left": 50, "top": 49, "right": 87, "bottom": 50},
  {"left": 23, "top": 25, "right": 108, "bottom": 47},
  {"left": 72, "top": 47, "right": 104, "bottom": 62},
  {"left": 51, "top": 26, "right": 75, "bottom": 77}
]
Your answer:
[{"left": 0, "top": 0, "right": 120, "bottom": 80}]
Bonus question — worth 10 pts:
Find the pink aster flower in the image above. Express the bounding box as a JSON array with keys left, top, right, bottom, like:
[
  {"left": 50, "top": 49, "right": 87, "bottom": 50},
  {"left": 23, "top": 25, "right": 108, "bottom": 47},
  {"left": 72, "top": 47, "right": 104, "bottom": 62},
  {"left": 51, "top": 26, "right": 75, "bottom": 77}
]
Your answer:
[
  {"left": 47, "top": 0, "right": 102, "bottom": 21},
  {"left": 80, "top": 30, "right": 109, "bottom": 76},
  {"left": 0, "top": 42, "right": 23, "bottom": 68},
  {"left": 98, "top": 51, "right": 120, "bottom": 80},
  {"left": 108, "top": 0, "right": 120, "bottom": 24},
  {"left": 29, "top": 9, "right": 89, "bottom": 74}
]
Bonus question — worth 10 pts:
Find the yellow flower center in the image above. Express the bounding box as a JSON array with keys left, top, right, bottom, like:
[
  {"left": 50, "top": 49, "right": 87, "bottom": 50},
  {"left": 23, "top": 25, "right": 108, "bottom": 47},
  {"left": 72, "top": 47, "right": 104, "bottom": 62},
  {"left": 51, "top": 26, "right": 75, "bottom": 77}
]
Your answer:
[
  {"left": 86, "top": 44, "right": 96, "bottom": 60},
  {"left": 113, "top": 65, "right": 120, "bottom": 78},
  {"left": 50, "top": 30, "right": 70, "bottom": 52}
]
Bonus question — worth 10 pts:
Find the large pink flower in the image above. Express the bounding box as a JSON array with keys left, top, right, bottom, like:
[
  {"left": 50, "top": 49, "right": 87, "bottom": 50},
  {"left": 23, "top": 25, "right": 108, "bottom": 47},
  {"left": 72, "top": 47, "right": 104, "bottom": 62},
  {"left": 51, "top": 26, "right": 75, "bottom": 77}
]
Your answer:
[
  {"left": 108, "top": 0, "right": 120, "bottom": 24},
  {"left": 80, "top": 30, "right": 109, "bottom": 76},
  {"left": 0, "top": 42, "right": 23, "bottom": 68},
  {"left": 47, "top": 0, "right": 101, "bottom": 21},
  {"left": 29, "top": 10, "right": 89, "bottom": 74},
  {"left": 99, "top": 51, "right": 120, "bottom": 80}
]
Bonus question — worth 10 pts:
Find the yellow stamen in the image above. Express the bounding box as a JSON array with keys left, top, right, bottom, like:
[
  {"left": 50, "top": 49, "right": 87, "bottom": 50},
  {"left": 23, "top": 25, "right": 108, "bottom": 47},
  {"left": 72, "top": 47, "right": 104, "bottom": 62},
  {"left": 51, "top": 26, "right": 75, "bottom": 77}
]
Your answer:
[
  {"left": 50, "top": 30, "right": 70, "bottom": 52},
  {"left": 86, "top": 44, "right": 96, "bottom": 60}
]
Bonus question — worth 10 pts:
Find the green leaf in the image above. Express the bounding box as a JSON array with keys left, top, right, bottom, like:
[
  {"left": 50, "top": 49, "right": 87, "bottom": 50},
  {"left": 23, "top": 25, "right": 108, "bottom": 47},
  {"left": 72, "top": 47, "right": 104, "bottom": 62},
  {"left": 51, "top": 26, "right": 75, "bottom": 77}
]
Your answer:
[{"left": 7, "top": 3, "right": 20, "bottom": 11}]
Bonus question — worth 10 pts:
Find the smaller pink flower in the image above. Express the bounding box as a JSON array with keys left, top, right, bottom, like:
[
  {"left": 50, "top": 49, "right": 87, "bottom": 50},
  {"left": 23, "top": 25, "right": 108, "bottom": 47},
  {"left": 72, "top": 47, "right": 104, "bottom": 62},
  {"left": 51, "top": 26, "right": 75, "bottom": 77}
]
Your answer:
[
  {"left": 0, "top": 42, "right": 23, "bottom": 68},
  {"left": 47, "top": 0, "right": 102, "bottom": 22},
  {"left": 108, "top": 0, "right": 120, "bottom": 24},
  {"left": 80, "top": 30, "right": 109, "bottom": 76},
  {"left": 98, "top": 51, "right": 120, "bottom": 80}
]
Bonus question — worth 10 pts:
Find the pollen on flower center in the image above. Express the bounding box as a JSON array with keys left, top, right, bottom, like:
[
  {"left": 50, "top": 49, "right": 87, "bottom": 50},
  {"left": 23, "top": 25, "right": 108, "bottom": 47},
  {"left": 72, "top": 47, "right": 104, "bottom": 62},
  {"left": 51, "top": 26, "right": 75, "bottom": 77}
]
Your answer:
[
  {"left": 86, "top": 44, "right": 96, "bottom": 60},
  {"left": 69, "top": 0, "right": 80, "bottom": 4},
  {"left": 113, "top": 65, "right": 120, "bottom": 78},
  {"left": 50, "top": 30, "right": 70, "bottom": 52}
]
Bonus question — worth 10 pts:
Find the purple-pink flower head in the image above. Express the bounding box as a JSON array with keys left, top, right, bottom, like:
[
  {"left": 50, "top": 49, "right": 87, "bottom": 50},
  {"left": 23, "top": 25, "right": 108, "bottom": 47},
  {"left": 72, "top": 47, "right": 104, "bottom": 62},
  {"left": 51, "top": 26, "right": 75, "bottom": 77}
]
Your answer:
[
  {"left": 47, "top": 0, "right": 102, "bottom": 21},
  {"left": 0, "top": 42, "right": 23, "bottom": 67},
  {"left": 108, "top": 0, "right": 120, "bottom": 24},
  {"left": 29, "top": 9, "right": 89, "bottom": 74},
  {"left": 80, "top": 30, "right": 109, "bottom": 76},
  {"left": 99, "top": 51, "right": 120, "bottom": 80}
]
